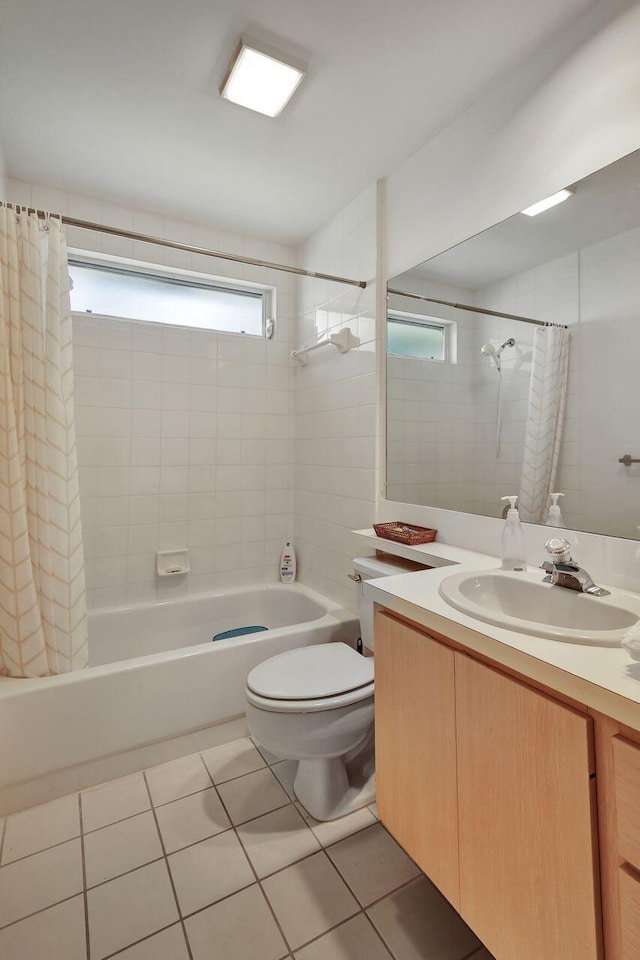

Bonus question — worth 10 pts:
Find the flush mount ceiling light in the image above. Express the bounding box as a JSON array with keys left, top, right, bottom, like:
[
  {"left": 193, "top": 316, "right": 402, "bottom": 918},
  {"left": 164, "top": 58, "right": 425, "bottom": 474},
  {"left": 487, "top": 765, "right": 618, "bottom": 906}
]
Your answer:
[
  {"left": 220, "top": 39, "right": 305, "bottom": 118},
  {"left": 521, "top": 188, "right": 574, "bottom": 217}
]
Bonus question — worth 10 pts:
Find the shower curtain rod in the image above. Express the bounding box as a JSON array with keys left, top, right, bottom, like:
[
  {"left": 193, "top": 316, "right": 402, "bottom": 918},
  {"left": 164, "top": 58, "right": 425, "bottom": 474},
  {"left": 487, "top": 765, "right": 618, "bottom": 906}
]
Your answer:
[
  {"left": 2, "top": 203, "right": 367, "bottom": 290},
  {"left": 387, "top": 287, "right": 568, "bottom": 329}
]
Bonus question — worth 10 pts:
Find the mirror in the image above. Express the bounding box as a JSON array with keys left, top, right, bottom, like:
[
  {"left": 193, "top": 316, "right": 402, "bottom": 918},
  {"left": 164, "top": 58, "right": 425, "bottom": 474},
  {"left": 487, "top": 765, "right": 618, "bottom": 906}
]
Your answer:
[{"left": 386, "top": 149, "right": 640, "bottom": 540}]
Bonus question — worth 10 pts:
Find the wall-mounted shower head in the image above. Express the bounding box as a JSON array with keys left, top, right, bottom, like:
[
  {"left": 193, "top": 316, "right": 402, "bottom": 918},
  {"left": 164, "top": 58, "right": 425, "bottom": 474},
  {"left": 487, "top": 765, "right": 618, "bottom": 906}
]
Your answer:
[{"left": 481, "top": 338, "right": 515, "bottom": 372}]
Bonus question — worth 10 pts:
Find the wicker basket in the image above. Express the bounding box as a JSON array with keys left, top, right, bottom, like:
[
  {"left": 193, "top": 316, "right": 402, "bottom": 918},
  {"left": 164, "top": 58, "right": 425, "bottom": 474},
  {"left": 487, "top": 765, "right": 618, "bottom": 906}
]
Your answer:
[{"left": 373, "top": 522, "right": 437, "bottom": 546}]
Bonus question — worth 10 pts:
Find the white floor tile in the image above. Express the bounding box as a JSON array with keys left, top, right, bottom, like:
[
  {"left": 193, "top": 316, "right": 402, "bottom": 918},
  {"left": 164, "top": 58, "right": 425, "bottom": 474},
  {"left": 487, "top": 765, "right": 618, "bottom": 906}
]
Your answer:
[
  {"left": 271, "top": 759, "right": 298, "bottom": 799},
  {"left": 114, "top": 923, "right": 190, "bottom": 960},
  {"left": 168, "top": 831, "right": 255, "bottom": 916},
  {"left": 81, "top": 773, "right": 150, "bottom": 833},
  {"left": 294, "top": 914, "right": 391, "bottom": 960},
  {"left": 2, "top": 794, "right": 80, "bottom": 865},
  {"left": 251, "top": 737, "right": 282, "bottom": 766},
  {"left": 84, "top": 811, "right": 163, "bottom": 887},
  {"left": 0, "top": 838, "right": 83, "bottom": 928},
  {"left": 0, "top": 895, "right": 86, "bottom": 960},
  {"left": 326, "top": 823, "right": 420, "bottom": 906},
  {"left": 296, "top": 802, "right": 376, "bottom": 848},
  {"left": 262, "top": 851, "right": 359, "bottom": 949},
  {"left": 185, "top": 884, "right": 288, "bottom": 960},
  {"left": 237, "top": 804, "right": 321, "bottom": 878},
  {"left": 201, "top": 738, "right": 266, "bottom": 783},
  {"left": 145, "top": 754, "right": 212, "bottom": 807},
  {"left": 87, "top": 859, "right": 178, "bottom": 960},
  {"left": 217, "top": 767, "right": 289, "bottom": 825},
  {"left": 368, "top": 876, "right": 481, "bottom": 960},
  {"left": 155, "top": 786, "right": 230, "bottom": 853}
]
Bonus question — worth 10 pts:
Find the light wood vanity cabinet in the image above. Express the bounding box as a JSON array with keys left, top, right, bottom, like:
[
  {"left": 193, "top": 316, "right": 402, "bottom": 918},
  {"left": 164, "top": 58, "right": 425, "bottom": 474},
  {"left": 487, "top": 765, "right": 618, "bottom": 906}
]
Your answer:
[
  {"left": 375, "top": 610, "right": 602, "bottom": 960},
  {"left": 375, "top": 615, "right": 460, "bottom": 907},
  {"left": 595, "top": 720, "right": 640, "bottom": 960},
  {"left": 455, "top": 652, "right": 600, "bottom": 960}
]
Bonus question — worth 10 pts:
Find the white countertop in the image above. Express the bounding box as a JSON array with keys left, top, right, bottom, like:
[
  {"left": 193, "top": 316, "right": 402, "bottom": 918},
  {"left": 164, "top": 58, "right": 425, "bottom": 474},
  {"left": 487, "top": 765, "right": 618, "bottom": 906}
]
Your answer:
[{"left": 355, "top": 529, "right": 640, "bottom": 731}]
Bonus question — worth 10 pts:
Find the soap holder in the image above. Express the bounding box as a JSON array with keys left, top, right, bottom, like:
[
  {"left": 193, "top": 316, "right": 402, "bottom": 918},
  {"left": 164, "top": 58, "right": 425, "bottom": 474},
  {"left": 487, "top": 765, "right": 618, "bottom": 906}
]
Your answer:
[{"left": 156, "top": 549, "right": 190, "bottom": 577}]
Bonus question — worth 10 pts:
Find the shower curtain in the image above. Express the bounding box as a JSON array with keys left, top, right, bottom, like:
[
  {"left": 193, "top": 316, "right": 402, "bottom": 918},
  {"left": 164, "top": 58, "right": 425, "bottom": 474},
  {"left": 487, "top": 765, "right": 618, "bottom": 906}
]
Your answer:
[
  {"left": 518, "top": 325, "right": 569, "bottom": 524},
  {"left": 0, "top": 206, "right": 88, "bottom": 678}
]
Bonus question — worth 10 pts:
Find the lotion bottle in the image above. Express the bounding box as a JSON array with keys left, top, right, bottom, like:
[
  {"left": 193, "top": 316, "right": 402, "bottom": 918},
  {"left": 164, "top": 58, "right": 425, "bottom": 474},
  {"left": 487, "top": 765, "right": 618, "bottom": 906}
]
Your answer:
[
  {"left": 545, "top": 492, "right": 565, "bottom": 527},
  {"left": 280, "top": 541, "right": 296, "bottom": 583},
  {"left": 500, "top": 496, "right": 527, "bottom": 572}
]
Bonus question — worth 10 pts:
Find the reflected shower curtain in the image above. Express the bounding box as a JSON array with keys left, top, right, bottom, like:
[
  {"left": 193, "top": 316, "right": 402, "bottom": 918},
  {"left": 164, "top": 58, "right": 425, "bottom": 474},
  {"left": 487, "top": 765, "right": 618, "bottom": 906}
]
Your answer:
[
  {"left": 518, "top": 326, "right": 569, "bottom": 524},
  {"left": 0, "top": 206, "right": 88, "bottom": 677}
]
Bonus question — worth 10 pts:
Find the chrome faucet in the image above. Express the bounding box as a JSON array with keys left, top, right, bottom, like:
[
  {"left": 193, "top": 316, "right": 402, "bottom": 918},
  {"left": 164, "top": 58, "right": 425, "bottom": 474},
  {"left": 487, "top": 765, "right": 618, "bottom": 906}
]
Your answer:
[{"left": 540, "top": 538, "right": 610, "bottom": 597}]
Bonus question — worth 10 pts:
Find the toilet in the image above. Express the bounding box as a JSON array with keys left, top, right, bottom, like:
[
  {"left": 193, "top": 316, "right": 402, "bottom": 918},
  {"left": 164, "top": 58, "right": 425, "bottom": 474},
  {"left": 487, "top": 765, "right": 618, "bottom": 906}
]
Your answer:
[{"left": 245, "top": 554, "right": 426, "bottom": 821}]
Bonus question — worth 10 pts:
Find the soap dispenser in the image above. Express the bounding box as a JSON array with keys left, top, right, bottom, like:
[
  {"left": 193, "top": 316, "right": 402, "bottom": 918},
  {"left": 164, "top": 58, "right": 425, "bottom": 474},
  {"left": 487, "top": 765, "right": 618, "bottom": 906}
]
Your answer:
[
  {"left": 500, "top": 496, "right": 527, "bottom": 572},
  {"left": 545, "top": 493, "right": 565, "bottom": 527}
]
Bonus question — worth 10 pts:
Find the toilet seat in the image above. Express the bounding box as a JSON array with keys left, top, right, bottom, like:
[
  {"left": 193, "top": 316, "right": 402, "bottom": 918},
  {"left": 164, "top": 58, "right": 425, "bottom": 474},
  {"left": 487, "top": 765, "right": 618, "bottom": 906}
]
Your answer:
[
  {"left": 246, "top": 643, "right": 375, "bottom": 714},
  {"left": 247, "top": 643, "right": 374, "bottom": 701},
  {"left": 246, "top": 681, "right": 375, "bottom": 714}
]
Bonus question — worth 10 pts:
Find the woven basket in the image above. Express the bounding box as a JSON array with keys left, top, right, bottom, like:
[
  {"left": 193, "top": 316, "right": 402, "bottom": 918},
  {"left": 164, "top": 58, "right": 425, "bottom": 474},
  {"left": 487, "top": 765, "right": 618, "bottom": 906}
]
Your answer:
[{"left": 373, "top": 522, "right": 437, "bottom": 546}]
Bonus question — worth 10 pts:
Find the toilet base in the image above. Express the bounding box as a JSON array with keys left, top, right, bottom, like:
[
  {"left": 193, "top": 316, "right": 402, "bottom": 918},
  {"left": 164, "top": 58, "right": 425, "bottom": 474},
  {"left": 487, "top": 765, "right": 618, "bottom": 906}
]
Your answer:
[{"left": 293, "top": 730, "right": 376, "bottom": 821}]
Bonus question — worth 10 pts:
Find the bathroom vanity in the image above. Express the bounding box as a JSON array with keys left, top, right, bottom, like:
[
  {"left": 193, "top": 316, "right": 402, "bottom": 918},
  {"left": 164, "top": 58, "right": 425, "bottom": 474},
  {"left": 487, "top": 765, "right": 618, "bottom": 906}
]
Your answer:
[{"left": 360, "top": 534, "right": 640, "bottom": 960}]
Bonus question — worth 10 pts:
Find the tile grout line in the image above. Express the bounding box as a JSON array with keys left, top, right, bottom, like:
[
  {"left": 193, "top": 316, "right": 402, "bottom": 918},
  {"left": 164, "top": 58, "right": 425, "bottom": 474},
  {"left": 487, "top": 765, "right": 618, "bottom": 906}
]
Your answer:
[
  {"left": 0, "top": 740, "right": 466, "bottom": 959},
  {"left": 83, "top": 854, "right": 166, "bottom": 894},
  {"left": 0, "top": 757, "right": 277, "bottom": 871},
  {"left": 0, "top": 891, "right": 82, "bottom": 934},
  {"left": 142, "top": 770, "right": 195, "bottom": 960},
  {"left": 360, "top": 910, "right": 396, "bottom": 960},
  {"left": 0, "top": 828, "right": 83, "bottom": 868},
  {"left": 199, "top": 746, "right": 296, "bottom": 958},
  {"left": 101, "top": 921, "right": 182, "bottom": 960},
  {"left": 0, "top": 800, "right": 410, "bottom": 942},
  {"left": 0, "top": 816, "right": 6, "bottom": 865},
  {"left": 78, "top": 794, "right": 92, "bottom": 960}
]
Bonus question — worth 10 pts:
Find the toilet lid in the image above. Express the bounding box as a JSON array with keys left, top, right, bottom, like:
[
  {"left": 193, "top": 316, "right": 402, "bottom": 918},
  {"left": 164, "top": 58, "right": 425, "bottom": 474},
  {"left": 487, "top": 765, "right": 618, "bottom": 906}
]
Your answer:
[{"left": 247, "top": 643, "right": 374, "bottom": 700}]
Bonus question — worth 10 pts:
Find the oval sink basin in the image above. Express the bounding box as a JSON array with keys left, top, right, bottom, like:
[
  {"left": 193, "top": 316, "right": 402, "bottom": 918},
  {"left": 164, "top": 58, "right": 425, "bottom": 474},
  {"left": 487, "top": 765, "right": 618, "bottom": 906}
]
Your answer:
[{"left": 438, "top": 570, "right": 638, "bottom": 646}]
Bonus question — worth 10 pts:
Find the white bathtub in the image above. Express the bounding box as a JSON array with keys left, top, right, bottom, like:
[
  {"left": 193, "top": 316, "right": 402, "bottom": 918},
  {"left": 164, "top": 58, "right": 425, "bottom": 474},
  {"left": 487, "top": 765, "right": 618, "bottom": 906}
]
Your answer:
[{"left": 0, "top": 584, "right": 359, "bottom": 815}]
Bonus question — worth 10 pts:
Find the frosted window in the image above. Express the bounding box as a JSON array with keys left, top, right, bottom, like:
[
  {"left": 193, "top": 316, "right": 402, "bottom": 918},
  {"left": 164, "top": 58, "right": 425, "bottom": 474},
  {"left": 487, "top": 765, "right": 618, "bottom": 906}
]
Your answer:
[
  {"left": 69, "top": 262, "right": 266, "bottom": 336},
  {"left": 387, "top": 316, "right": 445, "bottom": 360}
]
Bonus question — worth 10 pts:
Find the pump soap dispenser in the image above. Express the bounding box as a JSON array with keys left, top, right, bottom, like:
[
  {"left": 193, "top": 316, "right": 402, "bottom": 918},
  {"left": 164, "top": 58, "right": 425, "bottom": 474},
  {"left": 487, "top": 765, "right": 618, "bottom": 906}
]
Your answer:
[
  {"left": 500, "top": 496, "right": 527, "bottom": 572},
  {"left": 545, "top": 493, "right": 565, "bottom": 527}
]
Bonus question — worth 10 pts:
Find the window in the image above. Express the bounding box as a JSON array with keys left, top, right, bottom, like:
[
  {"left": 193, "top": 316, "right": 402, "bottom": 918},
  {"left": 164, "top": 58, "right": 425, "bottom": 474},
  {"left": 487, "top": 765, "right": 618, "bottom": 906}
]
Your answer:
[
  {"left": 387, "top": 311, "right": 453, "bottom": 361},
  {"left": 69, "top": 256, "right": 274, "bottom": 338}
]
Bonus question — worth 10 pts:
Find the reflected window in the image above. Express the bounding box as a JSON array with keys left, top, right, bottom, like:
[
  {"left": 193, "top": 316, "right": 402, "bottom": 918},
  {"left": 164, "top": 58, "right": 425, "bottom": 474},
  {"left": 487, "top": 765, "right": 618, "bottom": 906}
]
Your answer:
[
  {"left": 69, "top": 258, "right": 271, "bottom": 337},
  {"left": 387, "top": 311, "right": 451, "bottom": 361}
]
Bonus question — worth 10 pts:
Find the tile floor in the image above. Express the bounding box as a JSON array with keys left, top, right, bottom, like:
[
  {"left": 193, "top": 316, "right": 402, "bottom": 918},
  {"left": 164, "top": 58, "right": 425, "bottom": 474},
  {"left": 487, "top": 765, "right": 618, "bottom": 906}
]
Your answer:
[{"left": 0, "top": 737, "right": 494, "bottom": 960}]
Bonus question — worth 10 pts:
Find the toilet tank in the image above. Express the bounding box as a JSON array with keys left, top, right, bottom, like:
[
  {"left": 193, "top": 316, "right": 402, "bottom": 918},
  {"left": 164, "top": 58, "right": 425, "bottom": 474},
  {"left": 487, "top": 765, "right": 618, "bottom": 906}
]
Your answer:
[{"left": 353, "top": 555, "right": 430, "bottom": 652}]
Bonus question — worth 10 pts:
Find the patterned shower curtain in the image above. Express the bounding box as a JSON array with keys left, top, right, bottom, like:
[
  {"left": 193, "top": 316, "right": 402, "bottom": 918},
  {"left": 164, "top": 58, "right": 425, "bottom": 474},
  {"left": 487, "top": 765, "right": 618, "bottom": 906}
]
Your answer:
[
  {"left": 0, "top": 206, "right": 88, "bottom": 677},
  {"left": 518, "top": 325, "right": 570, "bottom": 524}
]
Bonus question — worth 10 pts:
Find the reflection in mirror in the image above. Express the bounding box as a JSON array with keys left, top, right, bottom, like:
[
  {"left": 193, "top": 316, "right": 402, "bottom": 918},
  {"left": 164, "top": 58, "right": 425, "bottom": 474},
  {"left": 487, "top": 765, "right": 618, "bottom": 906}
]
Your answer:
[{"left": 386, "top": 149, "right": 640, "bottom": 540}]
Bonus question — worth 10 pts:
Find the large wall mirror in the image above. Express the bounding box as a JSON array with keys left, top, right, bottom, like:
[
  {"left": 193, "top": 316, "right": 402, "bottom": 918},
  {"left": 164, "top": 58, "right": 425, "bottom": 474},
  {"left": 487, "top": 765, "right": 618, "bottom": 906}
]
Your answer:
[{"left": 386, "top": 149, "right": 640, "bottom": 540}]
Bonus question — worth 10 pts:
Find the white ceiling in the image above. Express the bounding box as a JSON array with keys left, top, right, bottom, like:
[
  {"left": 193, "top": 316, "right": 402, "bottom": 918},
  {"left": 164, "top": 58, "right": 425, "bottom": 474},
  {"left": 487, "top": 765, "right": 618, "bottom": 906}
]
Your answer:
[{"left": 0, "top": 0, "right": 594, "bottom": 244}]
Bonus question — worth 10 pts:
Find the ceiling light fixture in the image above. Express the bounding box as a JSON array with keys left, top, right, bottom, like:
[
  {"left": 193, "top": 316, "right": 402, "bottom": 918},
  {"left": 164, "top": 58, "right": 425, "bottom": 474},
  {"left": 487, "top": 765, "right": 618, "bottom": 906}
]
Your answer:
[
  {"left": 521, "top": 188, "right": 574, "bottom": 217},
  {"left": 220, "top": 39, "right": 305, "bottom": 118}
]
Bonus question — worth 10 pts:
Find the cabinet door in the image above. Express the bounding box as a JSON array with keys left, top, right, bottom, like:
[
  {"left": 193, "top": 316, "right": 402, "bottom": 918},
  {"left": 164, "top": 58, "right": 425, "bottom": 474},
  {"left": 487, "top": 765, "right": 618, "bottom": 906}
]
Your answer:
[
  {"left": 455, "top": 652, "right": 601, "bottom": 960},
  {"left": 375, "top": 611, "right": 459, "bottom": 907}
]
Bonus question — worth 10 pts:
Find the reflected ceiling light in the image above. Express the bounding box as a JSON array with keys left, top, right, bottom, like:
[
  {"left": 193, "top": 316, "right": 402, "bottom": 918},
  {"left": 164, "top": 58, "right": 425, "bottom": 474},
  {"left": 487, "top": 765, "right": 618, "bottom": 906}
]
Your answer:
[
  {"left": 220, "top": 40, "right": 305, "bottom": 118},
  {"left": 521, "top": 188, "right": 574, "bottom": 217}
]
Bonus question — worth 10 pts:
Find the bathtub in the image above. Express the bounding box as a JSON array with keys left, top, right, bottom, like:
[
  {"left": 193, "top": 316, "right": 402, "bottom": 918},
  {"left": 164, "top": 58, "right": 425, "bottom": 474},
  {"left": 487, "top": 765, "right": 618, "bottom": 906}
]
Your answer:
[{"left": 0, "top": 584, "right": 359, "bottom": 815}]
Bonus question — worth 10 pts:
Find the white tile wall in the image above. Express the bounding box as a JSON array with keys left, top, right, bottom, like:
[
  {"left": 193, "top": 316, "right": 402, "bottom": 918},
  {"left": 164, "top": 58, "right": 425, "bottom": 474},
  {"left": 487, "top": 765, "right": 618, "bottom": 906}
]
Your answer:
[
  {"left": 6, "top": 179, "right": 295, "bottom": 608},
  {"left": 293, "top": 185, "right": 379, "bottom": 610}
]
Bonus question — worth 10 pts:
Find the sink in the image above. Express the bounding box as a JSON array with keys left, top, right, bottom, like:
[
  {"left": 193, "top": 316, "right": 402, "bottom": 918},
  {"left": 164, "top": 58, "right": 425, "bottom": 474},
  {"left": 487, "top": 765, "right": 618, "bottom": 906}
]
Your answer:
[{"left": 438, "top": 570, "right": 638, "bottom": 646}]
